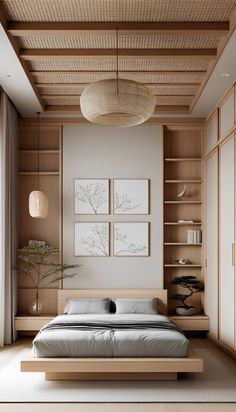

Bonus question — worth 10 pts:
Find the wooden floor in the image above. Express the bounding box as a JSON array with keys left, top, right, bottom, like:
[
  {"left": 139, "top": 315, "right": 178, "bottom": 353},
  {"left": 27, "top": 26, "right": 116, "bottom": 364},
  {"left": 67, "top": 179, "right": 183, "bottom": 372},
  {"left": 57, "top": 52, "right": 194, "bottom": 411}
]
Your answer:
[
  {"left": 1, "top": 337, "right": 236, "bottom": 404},
  {"left": 0, "top": 403, "right": 236, "bottom": 412}
]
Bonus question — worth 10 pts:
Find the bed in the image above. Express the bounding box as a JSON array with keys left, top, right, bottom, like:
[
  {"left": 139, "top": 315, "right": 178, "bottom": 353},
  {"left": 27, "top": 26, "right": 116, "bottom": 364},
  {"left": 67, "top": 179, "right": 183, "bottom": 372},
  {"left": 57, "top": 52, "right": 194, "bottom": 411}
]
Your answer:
[{"left": 21, "top": 289, "right": 203, "bottom": 381}]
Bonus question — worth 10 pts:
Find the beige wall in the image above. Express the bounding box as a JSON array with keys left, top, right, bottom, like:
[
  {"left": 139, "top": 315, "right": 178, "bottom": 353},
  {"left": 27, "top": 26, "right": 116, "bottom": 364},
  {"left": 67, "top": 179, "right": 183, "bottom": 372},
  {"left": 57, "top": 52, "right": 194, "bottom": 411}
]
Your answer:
[{"left": 63, "top": 124, "right": 163, "bottom": 289}]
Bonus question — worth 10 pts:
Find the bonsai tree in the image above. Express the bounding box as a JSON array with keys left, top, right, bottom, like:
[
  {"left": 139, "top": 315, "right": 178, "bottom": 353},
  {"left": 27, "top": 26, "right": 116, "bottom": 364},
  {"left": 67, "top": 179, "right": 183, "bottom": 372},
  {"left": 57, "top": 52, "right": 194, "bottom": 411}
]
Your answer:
[
  {"left": 18, "top": 241, "right": 81, "bottom": 314},
  {"left": 171, "top": 275, "right": 204, "bottom": 312}
]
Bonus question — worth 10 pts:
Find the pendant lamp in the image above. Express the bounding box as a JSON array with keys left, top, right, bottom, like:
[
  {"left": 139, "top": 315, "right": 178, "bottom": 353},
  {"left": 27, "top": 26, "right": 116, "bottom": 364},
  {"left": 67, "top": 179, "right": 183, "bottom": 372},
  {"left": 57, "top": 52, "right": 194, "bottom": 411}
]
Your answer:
[
  {"left": 80, "top": 30, "right": 156, "bottom": 127},
  {"left": 29, "top": 113, "right": 48, "bottom": 218}
]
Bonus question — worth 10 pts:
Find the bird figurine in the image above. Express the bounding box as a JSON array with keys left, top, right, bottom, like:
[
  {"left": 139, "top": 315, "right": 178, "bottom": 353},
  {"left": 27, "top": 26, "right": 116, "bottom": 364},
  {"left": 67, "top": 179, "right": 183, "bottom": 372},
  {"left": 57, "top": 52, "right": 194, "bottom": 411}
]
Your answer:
[{"left": 174, "top": 258, "right": 190, "bottom": 265}]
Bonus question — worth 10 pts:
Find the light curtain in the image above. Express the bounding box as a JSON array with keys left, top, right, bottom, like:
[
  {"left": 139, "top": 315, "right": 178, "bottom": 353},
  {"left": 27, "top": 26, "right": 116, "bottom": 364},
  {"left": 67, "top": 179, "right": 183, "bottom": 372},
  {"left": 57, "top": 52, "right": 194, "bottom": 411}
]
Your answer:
[{"left": 0, "top": 90, "right": 18, "bottom": 346}]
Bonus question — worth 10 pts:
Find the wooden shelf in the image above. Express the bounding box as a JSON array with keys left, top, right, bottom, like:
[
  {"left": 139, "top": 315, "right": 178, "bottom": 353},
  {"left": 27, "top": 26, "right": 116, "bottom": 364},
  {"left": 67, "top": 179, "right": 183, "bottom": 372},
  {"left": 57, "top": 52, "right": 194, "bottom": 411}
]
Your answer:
[
  {"left": 164, "top": 243, "right": 202, "bottom": 246},
  {"left": 19, "top": 150, "right": 59, "bottom": 154},
  {"left": 15, "top": 315, "right": 55, "bottom": 331},
  {"left": 19, "top": 172, "right": 59, "bottom": 175},
  {"left": 164, "top": 201, "right": 202, "bottom": 204},
  {"left": 164, "top": 222, "right": 202, "bottom": 225},
  {"left": 165, "top": 158, "right": 201, "bottom": 162},
  {"left": 165, "top": 180, "right": 202, "bottom": 183},
  {"left": 170, "top": 315, "right": 209, "bottom": 331},
  {"left": 164, "top": 264, "right": 202, "bottom": 267}
]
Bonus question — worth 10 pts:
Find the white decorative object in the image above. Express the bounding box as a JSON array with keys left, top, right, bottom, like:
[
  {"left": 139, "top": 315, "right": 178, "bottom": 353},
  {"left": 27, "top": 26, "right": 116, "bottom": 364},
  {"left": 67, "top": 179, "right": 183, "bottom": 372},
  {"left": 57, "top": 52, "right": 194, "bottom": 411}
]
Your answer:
[
  {"left": 29, "top": 190, "right": 48, "bottom": 218},
  {"left": 176, "top": 307, "right": 195, "bottom": 316},
  {"left": 80, "top": 79, "right": 156, "bottom": 128},
  {"left": 74, "top": 179, "right": 109, "bottom": 214},
  {"left": 113, "top": 222, "right": 149, "bottom": 257},
  {"left": 113, "top": 179, "right": 149, "bottom": 214},
  {"left": 177, "top": 184, "right": 187, "bottom": 199},
  {"left": 75, "top": 222, "right": 109, "bottom": 256}
]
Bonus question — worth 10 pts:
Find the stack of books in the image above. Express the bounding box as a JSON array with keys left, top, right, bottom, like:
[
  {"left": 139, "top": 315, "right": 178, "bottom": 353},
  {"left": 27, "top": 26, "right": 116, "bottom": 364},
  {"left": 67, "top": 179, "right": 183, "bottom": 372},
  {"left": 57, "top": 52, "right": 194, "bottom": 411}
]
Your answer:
[{"left": 187, "top": 229, "right": 202, "bottom": 244}]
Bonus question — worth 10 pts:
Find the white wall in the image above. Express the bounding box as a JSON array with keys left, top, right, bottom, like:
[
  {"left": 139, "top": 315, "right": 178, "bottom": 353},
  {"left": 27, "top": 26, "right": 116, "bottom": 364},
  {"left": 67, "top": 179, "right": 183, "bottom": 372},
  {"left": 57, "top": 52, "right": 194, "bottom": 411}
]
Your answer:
[{"left": 63, "top": 124, "right": 163, "bottom": 289}]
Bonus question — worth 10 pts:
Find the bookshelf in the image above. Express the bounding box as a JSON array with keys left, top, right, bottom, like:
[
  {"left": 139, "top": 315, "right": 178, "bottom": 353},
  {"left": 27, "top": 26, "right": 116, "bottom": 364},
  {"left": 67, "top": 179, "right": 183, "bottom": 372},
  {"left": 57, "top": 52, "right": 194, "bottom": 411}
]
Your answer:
[{"left": 163, "top": 126, "right": 204, "bottom": 316}]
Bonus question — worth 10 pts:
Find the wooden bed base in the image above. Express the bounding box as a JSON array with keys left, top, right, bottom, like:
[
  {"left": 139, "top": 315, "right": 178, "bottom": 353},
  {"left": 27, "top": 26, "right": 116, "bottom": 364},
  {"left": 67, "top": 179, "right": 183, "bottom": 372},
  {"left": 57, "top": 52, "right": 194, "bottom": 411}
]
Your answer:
[
  {"left": 21, "top": 349, "right": 203, "bottom": 381},
  {"left": 20, "top": 289, "right": 204, "bottom": 381}
]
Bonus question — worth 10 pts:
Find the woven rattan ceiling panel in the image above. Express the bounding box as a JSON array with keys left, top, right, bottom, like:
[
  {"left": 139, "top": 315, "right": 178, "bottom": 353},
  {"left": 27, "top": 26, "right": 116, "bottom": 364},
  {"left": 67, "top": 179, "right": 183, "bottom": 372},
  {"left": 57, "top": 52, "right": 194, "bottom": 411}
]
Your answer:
[
  {"left": 38, "top": 84, "right": 198, "bottom": 96},
  {"left": 33, "top": 72, "right": 204, "bottom": 84},
  {"left": 28, "top": 59, "right": 210, "bottom": 72},
  {"left": 1, "top": 0, "right": 236, "bottom": 22},
  {"left": 42, "top": 95, "right": 193, "bottom": 105},
  {"left": 18, "top": 33, "right": 219, "bottom": 50}
]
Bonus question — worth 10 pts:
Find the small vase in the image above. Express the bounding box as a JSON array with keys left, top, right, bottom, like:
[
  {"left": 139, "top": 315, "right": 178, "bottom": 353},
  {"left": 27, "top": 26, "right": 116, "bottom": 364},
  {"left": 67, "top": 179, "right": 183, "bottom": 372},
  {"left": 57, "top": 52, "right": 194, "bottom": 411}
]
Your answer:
[
  {"left": 176, "top": 306, "right": 195, "bottom": 316},
  {"left": 28, "top": 291, "right": 43, "bottom": 316}
]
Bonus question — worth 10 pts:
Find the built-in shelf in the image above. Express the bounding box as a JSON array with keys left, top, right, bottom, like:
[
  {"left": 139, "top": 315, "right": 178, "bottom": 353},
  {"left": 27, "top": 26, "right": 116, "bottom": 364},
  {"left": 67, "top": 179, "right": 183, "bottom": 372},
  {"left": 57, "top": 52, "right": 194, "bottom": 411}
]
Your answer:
[
  {"left": 164, "top": 201, "right": 202, "bottom": 204},
  {"left": 164, "top": 243, "right": 202, "bottom": 246},
  {"left": 165, "top": 180, "right": 202, "bottom": 183},
  {"left": 19, "top": 172, "right": 59, "bottom": 175},
  {"left": 19, "top": 150, "right": 60, "bottom": 154},
  {"left": 164, "top": 222, "right": 202, "bottom": 226},
  {"left": 164, "top": 264, "right": 202, "bottom": 267},
  {"left": 165, "top": 158, "right": 201, "bottom": 162}
]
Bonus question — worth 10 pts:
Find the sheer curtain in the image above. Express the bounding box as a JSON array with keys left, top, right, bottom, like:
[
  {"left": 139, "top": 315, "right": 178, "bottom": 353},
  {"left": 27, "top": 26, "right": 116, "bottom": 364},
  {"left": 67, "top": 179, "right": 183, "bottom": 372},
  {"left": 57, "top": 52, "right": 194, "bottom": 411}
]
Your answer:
[{"left": 0, "top": 90, "right": 18, "bottom": 346}]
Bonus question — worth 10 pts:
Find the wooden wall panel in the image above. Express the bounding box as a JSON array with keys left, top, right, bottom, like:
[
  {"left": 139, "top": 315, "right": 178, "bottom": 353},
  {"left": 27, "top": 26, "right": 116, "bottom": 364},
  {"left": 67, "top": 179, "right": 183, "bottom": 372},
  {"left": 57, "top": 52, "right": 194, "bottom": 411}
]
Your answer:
[
  {"left": 219, "top": 88, "right": 235, "bottom": 138},
  {"left": 205, "top": 110, "right": 218, "bottom": 154}
]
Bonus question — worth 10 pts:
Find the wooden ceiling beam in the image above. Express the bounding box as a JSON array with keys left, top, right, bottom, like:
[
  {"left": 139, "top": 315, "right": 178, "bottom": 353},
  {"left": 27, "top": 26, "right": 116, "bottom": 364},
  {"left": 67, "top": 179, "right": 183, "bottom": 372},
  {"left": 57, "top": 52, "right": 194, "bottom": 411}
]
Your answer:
[
  {"left": 8, "top": 21, "right": 229, "bottom": 35},
  {"left": 35, "top": 82, "right": 201, "bottom": 88},
  {"left": 21, "top": 48, "right": 217, "bottom": 60},
  {"left": 41, "top": 94, "right": 195, "bottom": 99},
  {"left": 44, "top": 104, "right": 190, "bottom": 114}
]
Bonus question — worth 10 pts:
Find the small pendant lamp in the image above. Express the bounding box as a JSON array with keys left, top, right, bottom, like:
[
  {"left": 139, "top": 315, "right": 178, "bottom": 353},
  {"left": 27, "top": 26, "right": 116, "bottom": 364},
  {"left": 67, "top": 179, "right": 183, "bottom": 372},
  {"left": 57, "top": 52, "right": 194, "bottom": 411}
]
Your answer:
[{"left": 29, "top": 112, "right": 48, "bottom": 218}]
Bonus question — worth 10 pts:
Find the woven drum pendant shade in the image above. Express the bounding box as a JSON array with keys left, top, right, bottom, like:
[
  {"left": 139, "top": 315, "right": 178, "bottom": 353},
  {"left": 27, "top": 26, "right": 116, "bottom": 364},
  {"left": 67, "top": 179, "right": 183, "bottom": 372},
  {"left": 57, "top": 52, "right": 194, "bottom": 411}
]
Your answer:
[{"left": 80, "top": 78, "right": 156, "bottom": 127}]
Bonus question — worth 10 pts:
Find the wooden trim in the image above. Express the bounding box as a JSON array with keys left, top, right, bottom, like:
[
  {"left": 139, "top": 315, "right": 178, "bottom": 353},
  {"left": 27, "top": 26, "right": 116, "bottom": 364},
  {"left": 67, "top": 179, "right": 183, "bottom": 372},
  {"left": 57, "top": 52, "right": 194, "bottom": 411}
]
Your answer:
[
  {"left": 0, "top": 9, "right": 44, "bottom": 109},
  {"left": 44, "top": 105, "right": 191, "bottom": 114},
  {"left": 45, "top": 372, "right": 178, "bottom": 381},
  {"left": 208, "top": 334, "right": 236, "bottom": 360},
  {"left": 35, "top": 82, "right": 201, "bottom": 88},
  {"left": 31, "top": 71, "right": 206, "bottom": 77},
  {"left": 8, "top": 21, "right": 229, "bottom": 35},
  {"left": 20, "top": 48, "right": 217, "bottom": 60},
  {"left": 57, "top": 289, "right": 168, "bottom": 315}
]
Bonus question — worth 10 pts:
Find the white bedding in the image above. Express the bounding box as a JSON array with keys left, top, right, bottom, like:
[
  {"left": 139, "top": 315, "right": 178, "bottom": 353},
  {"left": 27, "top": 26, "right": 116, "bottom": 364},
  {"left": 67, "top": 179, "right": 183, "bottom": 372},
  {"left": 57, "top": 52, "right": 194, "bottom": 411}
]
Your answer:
[{"left": 33, "top": 314, "right": 189, "bottom": 358}]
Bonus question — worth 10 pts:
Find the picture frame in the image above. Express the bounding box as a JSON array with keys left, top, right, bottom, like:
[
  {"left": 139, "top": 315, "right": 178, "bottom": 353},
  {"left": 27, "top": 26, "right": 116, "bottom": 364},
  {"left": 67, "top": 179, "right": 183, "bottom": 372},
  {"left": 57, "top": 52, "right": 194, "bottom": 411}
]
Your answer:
[
  {"left": 74, "top": 222, "right": 110, "bottom": 257},
  {"left": 113, "top": 179, "right": 150, "bottom": 214},
  {"left": 74, "top": 179, "right": 110, "bottom": 215},
  {"left": 113, "top": 222, "right": 150, "bottom": 257}
]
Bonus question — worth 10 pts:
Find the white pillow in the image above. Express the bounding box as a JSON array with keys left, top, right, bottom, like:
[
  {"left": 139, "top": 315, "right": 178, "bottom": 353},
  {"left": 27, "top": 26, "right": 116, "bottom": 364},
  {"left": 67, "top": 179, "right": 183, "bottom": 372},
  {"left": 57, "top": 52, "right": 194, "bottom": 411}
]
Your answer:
[
  {"left": 65, "top": 298, "right": 110, "bottom": 315},
  {"left": 115, "top": 298, "right": 158, "bottom": 314}
]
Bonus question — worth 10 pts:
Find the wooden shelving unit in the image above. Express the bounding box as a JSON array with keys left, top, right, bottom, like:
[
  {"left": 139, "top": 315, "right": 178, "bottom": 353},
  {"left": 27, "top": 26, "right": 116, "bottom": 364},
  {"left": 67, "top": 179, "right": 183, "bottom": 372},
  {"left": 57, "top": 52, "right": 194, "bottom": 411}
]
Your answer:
[
  {"left": 163, "top": 126, "right": 204, "bottom": 316},
  {"left": 18, "top": 123, "right": 62, "bottom": 315}
]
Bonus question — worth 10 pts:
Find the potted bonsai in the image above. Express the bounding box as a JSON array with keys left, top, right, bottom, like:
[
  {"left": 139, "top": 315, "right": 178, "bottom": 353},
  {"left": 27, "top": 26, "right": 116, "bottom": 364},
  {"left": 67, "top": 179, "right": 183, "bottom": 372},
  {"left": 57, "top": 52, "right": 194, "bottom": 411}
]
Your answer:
[
  {"left": 171, "top": 275, "right": 204, "bottom": 315},
  {"left": 18, "top": 241, "right": 81, "bottom": 315}
]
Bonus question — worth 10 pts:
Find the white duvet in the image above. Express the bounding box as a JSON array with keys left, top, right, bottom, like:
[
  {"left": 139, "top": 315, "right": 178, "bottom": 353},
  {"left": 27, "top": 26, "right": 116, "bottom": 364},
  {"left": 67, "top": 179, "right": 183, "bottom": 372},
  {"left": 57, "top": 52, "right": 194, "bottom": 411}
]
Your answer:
[{"left": 33, "top": 314, "right": 189, "bottom": 358}]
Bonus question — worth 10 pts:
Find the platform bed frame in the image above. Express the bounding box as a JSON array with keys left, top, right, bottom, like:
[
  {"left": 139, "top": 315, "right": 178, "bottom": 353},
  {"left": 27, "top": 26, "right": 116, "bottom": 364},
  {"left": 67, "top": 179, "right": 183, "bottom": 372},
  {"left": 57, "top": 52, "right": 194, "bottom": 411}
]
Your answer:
[{"left": 21, "top": 289, "right": 203, "bottom": 381}]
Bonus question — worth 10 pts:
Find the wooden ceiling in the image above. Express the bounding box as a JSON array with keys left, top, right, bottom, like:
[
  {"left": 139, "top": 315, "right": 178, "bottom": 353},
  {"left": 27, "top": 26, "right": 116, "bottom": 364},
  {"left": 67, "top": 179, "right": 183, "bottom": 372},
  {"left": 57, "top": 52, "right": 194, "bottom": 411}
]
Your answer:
[{"left": 1, "top": 0, "right": 236, "bottom": 115}]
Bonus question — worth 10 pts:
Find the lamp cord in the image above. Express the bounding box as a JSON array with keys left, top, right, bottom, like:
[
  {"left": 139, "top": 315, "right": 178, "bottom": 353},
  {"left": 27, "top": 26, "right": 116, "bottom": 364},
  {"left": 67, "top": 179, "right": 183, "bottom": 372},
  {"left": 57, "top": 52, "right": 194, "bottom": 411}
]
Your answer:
[
  {"left": 116, "top": 27, "right": 119, "bottom": 96},
  {"left": 37, "top": 112, "right": 40, "bottom": 191}
]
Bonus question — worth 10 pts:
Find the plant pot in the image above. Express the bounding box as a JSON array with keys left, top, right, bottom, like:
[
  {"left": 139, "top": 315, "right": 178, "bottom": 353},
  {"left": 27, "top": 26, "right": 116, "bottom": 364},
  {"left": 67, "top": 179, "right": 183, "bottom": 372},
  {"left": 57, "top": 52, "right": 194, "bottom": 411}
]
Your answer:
[{"left": 175, "top": 306, "right": 195, "bottom": 316}]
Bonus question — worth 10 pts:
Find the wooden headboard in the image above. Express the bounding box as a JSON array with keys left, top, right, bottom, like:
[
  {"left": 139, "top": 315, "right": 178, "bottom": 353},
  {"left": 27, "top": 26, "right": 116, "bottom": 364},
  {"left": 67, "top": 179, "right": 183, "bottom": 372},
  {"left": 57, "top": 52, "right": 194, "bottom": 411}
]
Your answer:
[{"left": 58, "top": 289, "right": 168, "bottom": 315}]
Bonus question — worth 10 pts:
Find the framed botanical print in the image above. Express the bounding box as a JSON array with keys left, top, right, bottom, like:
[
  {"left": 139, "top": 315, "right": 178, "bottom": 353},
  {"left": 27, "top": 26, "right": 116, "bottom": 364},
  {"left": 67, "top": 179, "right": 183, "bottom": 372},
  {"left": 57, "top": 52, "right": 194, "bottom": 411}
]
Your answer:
[
  {"left": 74, "top": 179, "right": 109, "bottom": 214},
  {"left": 74, "top": 222, "right": 110, "bottom": 257},
  {"left": 113, "top": 222, "right": 150, "bottom": 257},
  {"left": 113, "top": 179, "right": 149, "bottom": 214}
]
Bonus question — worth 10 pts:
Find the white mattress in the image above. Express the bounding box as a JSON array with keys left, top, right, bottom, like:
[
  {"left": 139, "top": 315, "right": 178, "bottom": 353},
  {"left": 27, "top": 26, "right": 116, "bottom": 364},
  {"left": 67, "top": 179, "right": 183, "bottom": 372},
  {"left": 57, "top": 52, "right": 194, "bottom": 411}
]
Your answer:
[{"left": 33, "top": 314, "right": 189, "bottom": 358}]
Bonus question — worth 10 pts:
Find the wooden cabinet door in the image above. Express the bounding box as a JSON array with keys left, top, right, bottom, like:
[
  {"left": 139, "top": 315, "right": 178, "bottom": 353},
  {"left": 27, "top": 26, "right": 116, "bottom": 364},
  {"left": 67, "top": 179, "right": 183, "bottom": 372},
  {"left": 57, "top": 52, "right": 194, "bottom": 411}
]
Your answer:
[
  {"left": 219, "top": 135, "right": 235, "bottom": 348},
  {"left": 205, "top": 150, "right": 218, "bottom": 339}
]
